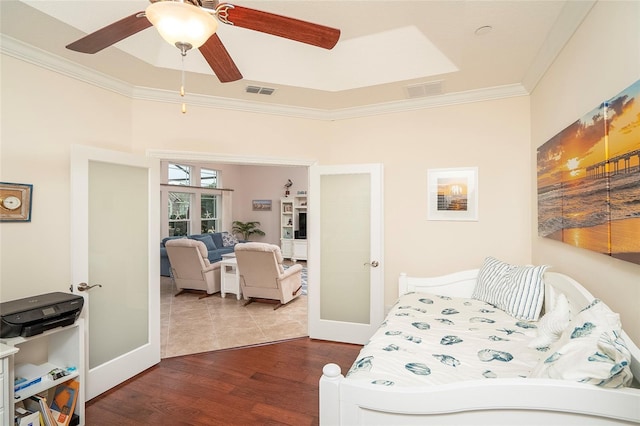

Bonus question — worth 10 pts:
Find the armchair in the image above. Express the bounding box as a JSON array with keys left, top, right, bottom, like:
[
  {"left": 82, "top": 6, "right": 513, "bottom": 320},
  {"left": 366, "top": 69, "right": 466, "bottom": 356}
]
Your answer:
[
  {"left": 165, "top": 239, "right": 221, "bottom": 298},
  {"left": 234, "top": 242, "right": 303, "bottom": 310}
]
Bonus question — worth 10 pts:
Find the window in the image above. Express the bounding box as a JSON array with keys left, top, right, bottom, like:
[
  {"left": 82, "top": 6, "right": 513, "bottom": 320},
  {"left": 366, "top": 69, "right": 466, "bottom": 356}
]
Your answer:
[
  {"left": 201, "top": 193, "right": 219, "bottom": 233},
  {"left": 168, "top": 163, "right": 191, "bottom": 186},
  {"left": 201, "top": 168, "right": 218, "bottom": 188},
  {"left": 161, "top": 162, "right": 223, "bottom": 238},
  {"left": 200, "top": 169, "right": 221, "bottom": 232},
  {"left": 168, "top": 192, "right": 191, "bottom": 236}
]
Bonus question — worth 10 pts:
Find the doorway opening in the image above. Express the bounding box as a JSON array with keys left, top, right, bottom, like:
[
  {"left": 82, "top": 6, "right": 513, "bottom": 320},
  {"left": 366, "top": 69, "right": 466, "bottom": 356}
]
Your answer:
[{"left": 150, "top": 150, "right": 315, "bottom": 358}]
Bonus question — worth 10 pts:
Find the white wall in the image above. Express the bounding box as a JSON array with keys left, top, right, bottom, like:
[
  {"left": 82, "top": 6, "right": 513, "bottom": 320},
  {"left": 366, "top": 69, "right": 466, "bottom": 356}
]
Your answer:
[
  {"left": 531, "top": 1, "right": 640, "bottom": 342},
  {"left": 328, "top": 98, "right": 532, "bottom": 305},
  {"left": 0, "top": 55, "right": 134, "bottom": 301}
]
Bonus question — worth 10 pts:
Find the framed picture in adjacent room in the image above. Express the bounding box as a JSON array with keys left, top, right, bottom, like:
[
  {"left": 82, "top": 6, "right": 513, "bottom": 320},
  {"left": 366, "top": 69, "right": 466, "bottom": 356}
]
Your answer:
[
  {"left": 0, "top": 182, "right": 33, "bottom": 222},
  {"left": 252, "top": 199, "right": 272, "bottom": 211},
  {"left": 427, "top": 167, "right": 478, "bottom": 221}
]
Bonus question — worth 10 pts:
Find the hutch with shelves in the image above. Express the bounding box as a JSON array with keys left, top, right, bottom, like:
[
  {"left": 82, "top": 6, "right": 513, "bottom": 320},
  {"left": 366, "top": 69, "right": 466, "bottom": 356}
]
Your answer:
[{"left": 280, "top": 195, "right": 307, "bottom": 261}]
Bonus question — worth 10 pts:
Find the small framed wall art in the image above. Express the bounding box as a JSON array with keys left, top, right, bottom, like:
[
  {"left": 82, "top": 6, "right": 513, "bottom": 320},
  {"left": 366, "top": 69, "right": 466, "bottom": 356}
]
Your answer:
[
  {"left": 427, "top": 167, "right": 478, "bottom": 221},
  {"left": 252, "top": 199, "right": 272, "bottom": 211},
  {"left": 0, "top": 182, "right": 33, "bottom": 222}
]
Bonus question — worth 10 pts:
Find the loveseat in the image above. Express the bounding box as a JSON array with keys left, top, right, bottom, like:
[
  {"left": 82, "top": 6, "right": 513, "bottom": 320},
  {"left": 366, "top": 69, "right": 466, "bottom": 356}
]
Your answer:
[{"left": 160, "top": 232, "right": 239, "bottom": 276}]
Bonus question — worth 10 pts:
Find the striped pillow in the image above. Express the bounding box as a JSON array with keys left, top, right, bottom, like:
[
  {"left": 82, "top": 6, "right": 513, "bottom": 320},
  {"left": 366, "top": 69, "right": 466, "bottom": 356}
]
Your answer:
[{"left": 472, "top": 257, "right": 549, "bottom": 321}]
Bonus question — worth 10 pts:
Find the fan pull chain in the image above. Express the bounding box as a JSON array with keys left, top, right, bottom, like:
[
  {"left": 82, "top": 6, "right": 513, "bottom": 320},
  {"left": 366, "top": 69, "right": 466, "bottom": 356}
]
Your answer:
[{"left": 180, "top": 54, "right": 187, "bottom": 114}]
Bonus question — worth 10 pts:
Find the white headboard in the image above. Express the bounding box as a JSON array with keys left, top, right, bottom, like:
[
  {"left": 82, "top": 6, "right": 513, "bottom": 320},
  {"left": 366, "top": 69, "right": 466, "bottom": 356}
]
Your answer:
[
  {"left": 543, "top": 271, "right": 640, "bottom": 386},
  {"left": 543, "top": 271, "right": 594, "bottom": 315},
  {"left": 398, "top": 269, "right": 479, "bottom": 298}
]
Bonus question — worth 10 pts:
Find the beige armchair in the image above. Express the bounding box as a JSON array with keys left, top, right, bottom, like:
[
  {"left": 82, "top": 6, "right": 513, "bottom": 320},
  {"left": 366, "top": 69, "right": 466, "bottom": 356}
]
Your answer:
[
  {"left": 234, "top": 242, "right": 303, "bottom": 310},
  {"left": 165, "top": 239, "right": 221, "bottom": 298}
]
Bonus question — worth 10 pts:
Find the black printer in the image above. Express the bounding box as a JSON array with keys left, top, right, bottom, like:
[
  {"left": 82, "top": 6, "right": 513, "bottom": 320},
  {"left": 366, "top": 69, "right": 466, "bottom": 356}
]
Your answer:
[{"left": 0, "top": 292, "right": 84, "bottom": 338}]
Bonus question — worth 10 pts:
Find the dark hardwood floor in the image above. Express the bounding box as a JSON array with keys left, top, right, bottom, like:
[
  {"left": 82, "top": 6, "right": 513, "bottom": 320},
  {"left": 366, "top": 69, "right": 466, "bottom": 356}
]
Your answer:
[{"left": 85, "top": 338, "right": 362, "bottom": 425}]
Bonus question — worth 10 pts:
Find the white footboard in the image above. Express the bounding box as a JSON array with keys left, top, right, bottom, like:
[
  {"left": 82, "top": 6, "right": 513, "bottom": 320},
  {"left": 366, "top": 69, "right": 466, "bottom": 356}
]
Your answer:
[
  {"left": 320, "top": 364, "right": 640, "bottom": 425},
  {"left": 319, "top": 364, "right": 343, "bottom": 426}
]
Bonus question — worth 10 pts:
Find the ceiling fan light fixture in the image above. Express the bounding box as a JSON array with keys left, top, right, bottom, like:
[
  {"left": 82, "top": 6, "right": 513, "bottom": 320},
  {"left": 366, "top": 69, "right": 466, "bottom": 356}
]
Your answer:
[{"left": 146, "top": 0, "right": 218, "bottom": 50}]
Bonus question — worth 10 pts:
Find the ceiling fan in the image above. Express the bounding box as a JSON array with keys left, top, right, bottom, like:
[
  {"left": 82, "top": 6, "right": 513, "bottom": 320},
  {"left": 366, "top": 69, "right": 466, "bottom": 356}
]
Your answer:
[{"left": 65, "top": 0, "right": 341, "bottom": 83}]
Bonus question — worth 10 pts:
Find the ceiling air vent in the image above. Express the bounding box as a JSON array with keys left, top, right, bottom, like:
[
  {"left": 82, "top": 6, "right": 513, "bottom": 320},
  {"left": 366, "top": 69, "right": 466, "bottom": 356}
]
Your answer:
[
  {"left": 405, "top": 81, "right": 443, "bottom": 99},
  {"left": 246, "top": 85, "right": 276, "bottom": 95}
]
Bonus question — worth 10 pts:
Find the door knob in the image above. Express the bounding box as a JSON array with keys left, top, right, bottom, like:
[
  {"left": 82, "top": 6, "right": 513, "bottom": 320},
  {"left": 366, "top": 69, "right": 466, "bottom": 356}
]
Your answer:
[
  {"left": 364, "top": 261, "right": 379, "bottom": 267},
  {"left": 77, "top": 282, "right": 103, "bottom": 292}
]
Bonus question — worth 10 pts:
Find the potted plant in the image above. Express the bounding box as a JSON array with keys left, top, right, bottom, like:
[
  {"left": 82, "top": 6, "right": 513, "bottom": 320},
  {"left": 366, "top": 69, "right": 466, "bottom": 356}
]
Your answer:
[{"left": 232, "top": 220, "right": 265, "bottom": 241}]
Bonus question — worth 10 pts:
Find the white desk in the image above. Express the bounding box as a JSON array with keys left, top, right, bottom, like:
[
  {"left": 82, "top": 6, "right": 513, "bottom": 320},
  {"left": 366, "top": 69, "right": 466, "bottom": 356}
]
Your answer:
[{"left": 220, "top": 257, "right": 241, "bottom": 300}]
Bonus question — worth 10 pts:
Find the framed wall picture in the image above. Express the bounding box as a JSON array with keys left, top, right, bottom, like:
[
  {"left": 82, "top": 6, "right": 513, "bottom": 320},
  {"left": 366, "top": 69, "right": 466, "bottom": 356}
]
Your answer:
[
  {"left": 427, "top": 167, "right": 478, "bottom": 221},
  {"left": 252, "top": 199, "right": 272, "bottom": 211},
  {"left": 0, "top": 182, "right": 33, "bottom": 222}
]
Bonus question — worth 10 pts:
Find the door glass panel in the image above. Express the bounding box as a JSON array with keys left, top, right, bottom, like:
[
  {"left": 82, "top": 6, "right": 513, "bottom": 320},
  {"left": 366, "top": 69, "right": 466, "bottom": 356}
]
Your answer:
[
  {"left": 320, "top": 174, "right": 371, "bottom": 324},
  {"left": 88, "top": 161, "right": 149, "bottom": 369}
]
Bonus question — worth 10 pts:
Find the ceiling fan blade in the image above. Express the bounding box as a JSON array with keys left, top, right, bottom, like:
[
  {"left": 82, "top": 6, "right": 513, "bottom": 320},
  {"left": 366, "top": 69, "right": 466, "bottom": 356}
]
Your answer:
[
  {"left": 199, "top": 34, "right": 243, "bottom": 83},
  {"left": 66, "top": 12, "right": 152, "bottom": 54},
  {"left": 220, "top": 4, "right": 340, "bottom": 49}
]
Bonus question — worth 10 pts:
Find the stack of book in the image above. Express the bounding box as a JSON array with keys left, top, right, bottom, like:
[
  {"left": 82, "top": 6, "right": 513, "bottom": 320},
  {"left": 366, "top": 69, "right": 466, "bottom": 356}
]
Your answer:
[{"left": 15, "top": 379, "right": 80, "bottom": 426}]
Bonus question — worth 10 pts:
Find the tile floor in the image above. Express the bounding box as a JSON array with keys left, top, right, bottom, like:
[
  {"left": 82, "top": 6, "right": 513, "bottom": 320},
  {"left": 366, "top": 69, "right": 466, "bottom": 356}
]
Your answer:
[{"left": 160, "top": 272, "right": 308, "bottom": 358}]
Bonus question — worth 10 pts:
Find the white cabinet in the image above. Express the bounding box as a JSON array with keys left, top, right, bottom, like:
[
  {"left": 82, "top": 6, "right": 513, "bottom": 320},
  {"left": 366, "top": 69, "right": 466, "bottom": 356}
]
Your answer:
[
  {"left": 2, "top": 321, "right": 85, "bottom": 426},
  {"left": 1, "top": 344, "right": 19, "bottom": 426},
  {"left": 293, "top": 240, "right": 308, "bottom": 261},
  {"left": 280, "top": 239, "right": 293, "bottom": 259},
  {"left": 280, "top": 196, "right": 307, "bottom": 261}
]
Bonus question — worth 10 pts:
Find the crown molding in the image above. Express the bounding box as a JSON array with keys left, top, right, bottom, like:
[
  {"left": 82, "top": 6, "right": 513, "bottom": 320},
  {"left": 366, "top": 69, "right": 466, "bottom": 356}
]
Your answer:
[
  {"left": 2, "top": 34, "right": 528, "bottom": 121},
  {"left": 330, "top": 84, "right": 528, "bottom": 120},
  {"left": 1, "top": 34, "right": 134, "bottom": 98},
  {"left": 131, "top": 85, "right": 330, "bottom": 120}
]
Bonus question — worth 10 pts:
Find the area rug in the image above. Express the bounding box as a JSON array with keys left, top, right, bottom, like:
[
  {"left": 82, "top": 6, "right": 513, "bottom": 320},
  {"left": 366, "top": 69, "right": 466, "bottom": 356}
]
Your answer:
[{"left": 284, "top": 265, "right": 308, "bottom": 295}]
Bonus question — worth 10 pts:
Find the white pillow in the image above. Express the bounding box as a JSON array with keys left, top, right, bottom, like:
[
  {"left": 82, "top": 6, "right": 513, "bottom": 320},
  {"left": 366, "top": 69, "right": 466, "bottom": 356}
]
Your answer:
[
  {"left": 528, "top": 293, "right": 571, "bottom": 349},
  {"left": 222, "top": 232, "right": 239, "bottom": 247},
  {"left": 529, "top": 299, "right": 633, "bottom": 388},
  {"left": 472, "top": 257, "right": 549, "bottom": 321}
]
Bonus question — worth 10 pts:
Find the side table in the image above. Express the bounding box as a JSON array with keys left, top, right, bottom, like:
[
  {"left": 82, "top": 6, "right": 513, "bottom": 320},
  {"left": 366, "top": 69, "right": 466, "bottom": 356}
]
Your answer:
[{"left": 220, "top": 257, "right": 241, "bottom": 300}]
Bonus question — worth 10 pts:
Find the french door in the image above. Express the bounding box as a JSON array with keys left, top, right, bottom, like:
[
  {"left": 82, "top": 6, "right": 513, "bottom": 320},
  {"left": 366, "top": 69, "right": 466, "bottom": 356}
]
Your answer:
[
  {"left": 71, "top": 145, "right": 160, "bottom": 400},
  {"left": 308, "top": 164, "right": 384, "bottom": 344}
]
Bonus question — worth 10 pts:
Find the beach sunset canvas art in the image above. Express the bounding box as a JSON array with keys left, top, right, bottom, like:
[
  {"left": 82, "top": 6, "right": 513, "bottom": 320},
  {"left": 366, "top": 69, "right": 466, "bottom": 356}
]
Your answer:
[{"left": 537, "top": 79, "right": 640, "bottom": 265}]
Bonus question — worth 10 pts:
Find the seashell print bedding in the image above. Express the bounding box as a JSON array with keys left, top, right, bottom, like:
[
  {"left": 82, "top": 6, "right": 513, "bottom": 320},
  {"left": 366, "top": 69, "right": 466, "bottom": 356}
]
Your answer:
[{"left": 346, "top": 292, "right": 544, "bottom": 386}]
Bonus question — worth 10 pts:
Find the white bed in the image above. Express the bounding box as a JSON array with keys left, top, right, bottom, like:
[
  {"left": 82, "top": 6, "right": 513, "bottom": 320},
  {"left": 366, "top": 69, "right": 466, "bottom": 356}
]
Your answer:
[{"left": 320, "top": 268, "right": 640, "bottom": 425}]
